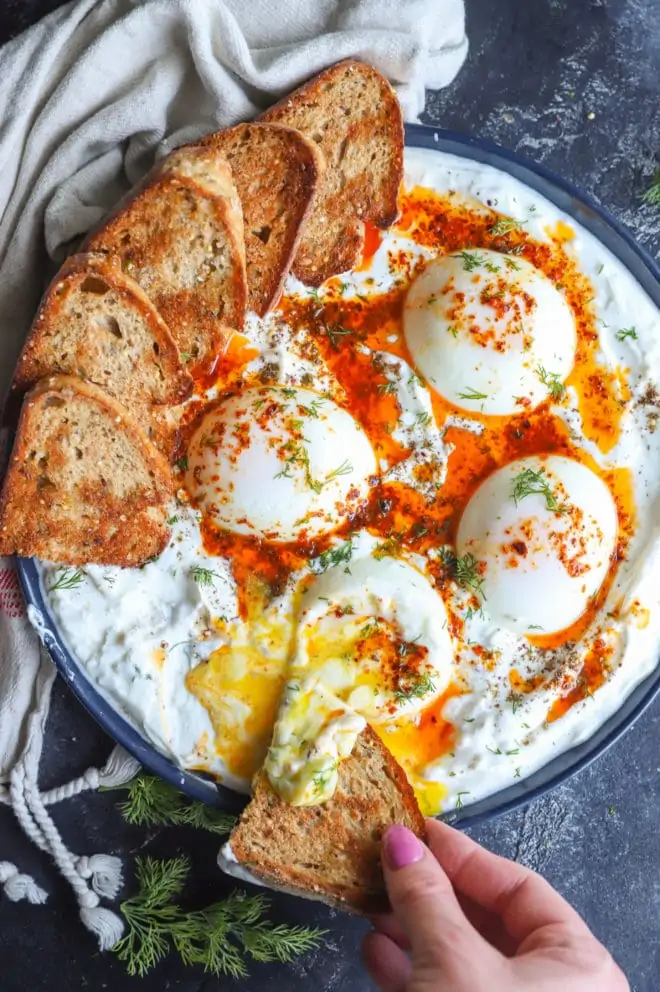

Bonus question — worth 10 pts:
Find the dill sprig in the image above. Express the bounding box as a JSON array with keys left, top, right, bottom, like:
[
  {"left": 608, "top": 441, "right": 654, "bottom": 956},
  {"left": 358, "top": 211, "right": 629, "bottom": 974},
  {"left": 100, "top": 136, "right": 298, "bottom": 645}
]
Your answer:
[
  {"left": 642, "top": 170, "right": 660, "bottom": 205},
  {"left": 300, "top": 399, "right": 324, "bottom": 418},
  {"left": 458, "top": 386, "right": 489, "bottom": 402},
  {"left": 535, "top": 365, "right": 565, "bottom": 401},
  {"left": 191, "top": 566, "right": 219, "bottom": 586},
  {"left": 378, "top": 381, "right": 397, "bottom": 395},
  {"left": 111, "top": 774, "right": 236, "bottom": 835},
  {"left": 511, "top": 467, "right": 567, "bottom": 513},
  {"left": 394, "top": 672, "right": 436, "bottom": 703},
  {"left": 49, "top": 567, "right": 84, "bottom": 591},
  {"left": 455, "top": 552, "right": 486, "bottom": 599},
  {"left": 324, "top": 460, "right": 353, "bottom": 484},
  {"left": 452, "top": 250, "right": 484, "bottom": 272},
  {"left": 311, "top": 539, "right": 353, "bottom": 574},
  {"left": 322, "top": 322, "right": 352, "bottom": 348},
  {"left": 489, "top": 217, "right": 523, "bottom": 237},
  {"left": 113, "top": 856, "right": 325, "bottom": 979},
  {"left": 616, "top": 327, "right": 637, "bottom": 342}
]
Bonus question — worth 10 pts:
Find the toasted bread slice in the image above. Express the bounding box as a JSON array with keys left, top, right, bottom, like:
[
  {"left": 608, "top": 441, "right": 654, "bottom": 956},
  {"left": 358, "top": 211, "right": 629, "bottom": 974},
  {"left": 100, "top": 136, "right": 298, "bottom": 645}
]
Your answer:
[
  {"left": 12, "top": 253, "right": 193, "bottom": 454},
  {"left": 198, "top": 123, "right": 323, "bottom": 315},
  {"left": 0, "top": 376, "right": 172, "bottom": 567},
  {"left": 221, "top": 725, "right": 425, "bottom": 914},
  {"left": 260, "top": 60, "right": 404, "bottom": 286},
  {"left": 86, "top": 146, "right": 247, "bottom": 370}
]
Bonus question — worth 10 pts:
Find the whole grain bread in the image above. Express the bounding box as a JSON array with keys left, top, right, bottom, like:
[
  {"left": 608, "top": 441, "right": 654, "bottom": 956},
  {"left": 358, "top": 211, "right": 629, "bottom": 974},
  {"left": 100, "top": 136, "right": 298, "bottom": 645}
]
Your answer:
[
  {"left": 198, "top": 123, "right": 323, "bottom": 315},
  {"left": 12, "top": 253, "right": 192, "bottom": 454},
  {"left": 260, "top": 60, "right": 404, "bottom": 286},
  {"left": 0, "top": 376, "right": 172, "bottom": 567},
  {"left": 86, "top": 146, "right": 247, "bottom": 370},
  {"left": 225, "top": 725, "right": 425, "bottom": 914}
]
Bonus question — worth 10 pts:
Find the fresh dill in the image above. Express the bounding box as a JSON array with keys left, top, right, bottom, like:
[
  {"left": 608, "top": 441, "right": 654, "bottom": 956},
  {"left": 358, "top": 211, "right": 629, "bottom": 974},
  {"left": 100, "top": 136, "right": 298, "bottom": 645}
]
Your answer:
[
  {"left": 489, "top": 217, "right": 523, "bottom": 236},
  {"left": 458, "top": 386, "right": 489, "bottom": 401},
  {"left": 179, "top": 352, "right": 194, "bottom": 363},
  {"left": 407, "top": 371, "right": 424, "bottom": 388},
  {"left": 511, "top": 695, "right": 523, "bottom": 715},
  {"left": 455, "top": 552, "right": 486, "bottom": 599},
  {"left": 484, "top": 260, "right": 500, "bottom": 274},
  {"left": 514, "top": 767, "right": 522, "bottom": 779},
  {"left": 452, "top": 250, "right": 484, "bottom": 272},
  {"left": 166, "top": 515, "right": 179, "bottom": 526},
  {"left": 535, "top": 365, "right": 565, "bottom": 400},
  {"left": 641, "top": 170, "right": 660, "bottom": 205},
  {"left": 323, "top": 323, "right": 352, "bottom": 348},
  {"left": 113, "top": 856, "right": 325, "bottom": 979},
  {"left": 175, "top": 454, "right": 189, "bottom": 472},
  {"left": 455, "top": 791, "right": 470, "bottom": 811},
  {"left": 360, "top": 617, "right": 381, "bottom": 637},
  {"left": 504, "top": 257, "right": 521, "bottom": 271},
  {"left": 486, "top": 746, "right": 519, "bottom": 756},
  {"left": 300, "top": 399, "right": 324, "bottom": 418},
  {"left": 378, "top": 381, "right": 397, "bottom": 395},
  {"left": 616, "top": 327, "right": 638, "bottom": 342},
  {"left": 448, "top": 324, "right": 459, "bottom": 338},
  {"left": 311, "top": 539, "right": 353, "bottom": 574},
  {"left": 323, "top": 460, "right": 353, "bottom": 484},
  {"left": 394, "top": 673, "right": 436, "bottom": 703},
  {"left": 312, "top": 765, "right": 337, "bottom": 792},
  {"left": 280, "top": 387, "right": 298, "bottom": 398},
  {"left": 510, "top": 467, "right": 567, "bottom": 514},
  {"left": 49, "top": 567, "right": 84, "bottom": 591},
  {"left": 190, "top": 566, "right": 219, "bottom": 586},
  {"left": 111, "top": 774, "right": 236, "bottom": 835},
  {"left": 373, "top": 534, "right": 402, "bottom": 560},
  {"left": 414, "top": 411, "right": 432, "bottom": 427}
]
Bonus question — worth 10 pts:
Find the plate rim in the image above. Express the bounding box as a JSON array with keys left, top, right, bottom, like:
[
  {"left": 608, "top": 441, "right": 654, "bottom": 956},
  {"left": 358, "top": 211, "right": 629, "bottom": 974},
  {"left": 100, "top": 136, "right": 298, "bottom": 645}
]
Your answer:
[{"left": 16, "top": 122, "right": 660, "bottom": 827}]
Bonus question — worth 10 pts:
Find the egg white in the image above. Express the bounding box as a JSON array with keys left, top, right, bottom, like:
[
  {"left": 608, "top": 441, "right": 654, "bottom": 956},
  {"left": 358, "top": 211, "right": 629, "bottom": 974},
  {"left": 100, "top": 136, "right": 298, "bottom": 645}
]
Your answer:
[
  {"left": 187, "top": 386, "right": 376, "bottom": 542},
  {"left": 404, "top": 249, "right": 576, "bottom": 415},
  {"left": 456, "top": 455, "right": 618, "bottom": 635}
]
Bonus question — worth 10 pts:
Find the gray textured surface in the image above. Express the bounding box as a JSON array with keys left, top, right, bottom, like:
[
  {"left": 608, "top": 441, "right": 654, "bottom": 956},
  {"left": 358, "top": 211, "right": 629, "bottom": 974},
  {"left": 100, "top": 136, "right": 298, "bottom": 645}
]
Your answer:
[{"left": 1, "top": 1, "right": 659, "bottom": 990}]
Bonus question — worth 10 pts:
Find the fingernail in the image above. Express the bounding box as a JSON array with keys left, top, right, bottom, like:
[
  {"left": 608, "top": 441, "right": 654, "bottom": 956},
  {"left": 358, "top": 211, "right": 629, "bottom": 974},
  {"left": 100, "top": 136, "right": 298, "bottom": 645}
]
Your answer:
[{"left": 383, "top": 825, "right": 424, "bottom": 870}]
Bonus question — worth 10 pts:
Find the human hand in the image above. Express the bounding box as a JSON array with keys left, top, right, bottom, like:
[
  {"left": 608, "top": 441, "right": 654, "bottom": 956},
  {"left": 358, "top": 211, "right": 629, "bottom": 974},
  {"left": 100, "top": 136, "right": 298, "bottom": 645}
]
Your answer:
[{"left": 363, "top": 818, "right": 629, "bottom": 992}]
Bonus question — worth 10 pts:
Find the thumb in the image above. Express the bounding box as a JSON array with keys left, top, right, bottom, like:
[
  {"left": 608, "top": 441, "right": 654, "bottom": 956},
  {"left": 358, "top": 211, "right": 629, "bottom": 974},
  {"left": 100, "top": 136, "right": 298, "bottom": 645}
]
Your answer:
[{"left": 381, "top": 825, "right": 488, "bottom": 973}]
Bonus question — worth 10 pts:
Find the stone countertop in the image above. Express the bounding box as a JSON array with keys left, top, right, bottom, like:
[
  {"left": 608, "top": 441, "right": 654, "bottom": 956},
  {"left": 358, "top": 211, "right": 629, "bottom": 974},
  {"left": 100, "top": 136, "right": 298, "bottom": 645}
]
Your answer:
[{"left": 0, "top": 1, "right": 658, "bottom": 990}]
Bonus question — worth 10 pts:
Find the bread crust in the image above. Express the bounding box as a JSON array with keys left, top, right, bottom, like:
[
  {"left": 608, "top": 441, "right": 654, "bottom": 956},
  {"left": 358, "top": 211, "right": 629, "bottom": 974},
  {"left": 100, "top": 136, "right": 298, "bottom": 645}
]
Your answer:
[
  {"left": 0, "top": 375, "right": 172, "bottom": 566},
  {"left": 199, "top": 123, "right": 324, "bottom": 315},
  {"left": 260, "top": 59, "right": 404, "bottom": 285},
  {"left": 12, "top": 252, "right": 193, "bottom": 456},
  {"left": 86, "top": 147, "right": 247, "bottom": 371}
]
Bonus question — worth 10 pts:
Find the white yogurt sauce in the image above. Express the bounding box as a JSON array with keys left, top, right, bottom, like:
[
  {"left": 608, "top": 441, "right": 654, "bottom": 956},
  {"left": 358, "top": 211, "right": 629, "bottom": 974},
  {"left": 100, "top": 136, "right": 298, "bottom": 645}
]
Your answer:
[{"left": 38, "top": 147, "right": 660, "bottom": 814}]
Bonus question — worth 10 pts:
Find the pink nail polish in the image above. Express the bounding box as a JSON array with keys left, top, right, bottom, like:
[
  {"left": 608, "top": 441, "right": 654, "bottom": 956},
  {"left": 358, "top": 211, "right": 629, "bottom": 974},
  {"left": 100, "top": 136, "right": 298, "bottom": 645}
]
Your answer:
[{"left": 384, "top": 825, "right": 424, "bottom": 870}]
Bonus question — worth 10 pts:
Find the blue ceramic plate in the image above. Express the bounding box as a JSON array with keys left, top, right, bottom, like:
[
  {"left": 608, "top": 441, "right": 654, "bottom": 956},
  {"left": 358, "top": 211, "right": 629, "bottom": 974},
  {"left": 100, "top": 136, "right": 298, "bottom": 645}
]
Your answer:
[{"left": 16, "top": 123, "right": 660, "bottom": 826}]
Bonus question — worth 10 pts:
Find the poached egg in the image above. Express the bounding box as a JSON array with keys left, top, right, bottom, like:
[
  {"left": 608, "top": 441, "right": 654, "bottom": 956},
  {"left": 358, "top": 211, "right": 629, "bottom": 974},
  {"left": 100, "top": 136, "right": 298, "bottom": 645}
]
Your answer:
[{"left": 403, "top": 250, "right": 576, "bottom": 415}]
